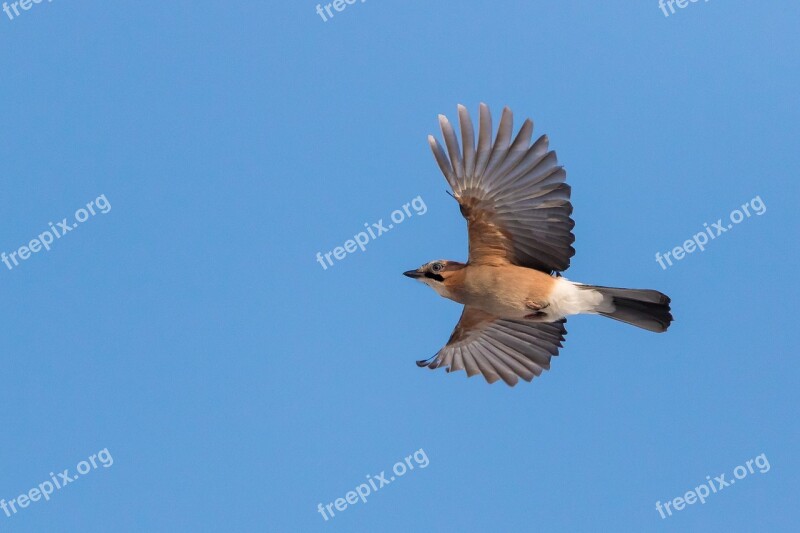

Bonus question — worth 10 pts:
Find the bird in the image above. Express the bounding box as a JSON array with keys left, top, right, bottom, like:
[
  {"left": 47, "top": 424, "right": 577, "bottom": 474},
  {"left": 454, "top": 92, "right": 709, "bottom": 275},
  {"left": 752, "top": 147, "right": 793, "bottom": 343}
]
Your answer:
[{"left": 404, "top": 103, "right": 672, "bottom": 387}]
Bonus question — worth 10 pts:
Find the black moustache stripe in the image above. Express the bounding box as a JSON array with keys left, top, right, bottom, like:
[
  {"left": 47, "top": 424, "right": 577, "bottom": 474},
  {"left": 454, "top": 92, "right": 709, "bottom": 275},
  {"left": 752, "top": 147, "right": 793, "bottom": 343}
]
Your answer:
[{"left": 424, "top": 272, "right": 444, "bottom": 282}]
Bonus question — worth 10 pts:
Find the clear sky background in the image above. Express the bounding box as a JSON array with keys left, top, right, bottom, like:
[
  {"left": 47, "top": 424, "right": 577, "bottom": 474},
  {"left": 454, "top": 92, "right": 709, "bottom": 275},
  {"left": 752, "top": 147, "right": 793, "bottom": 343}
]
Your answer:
[{"left": 1, "top": 1, "right": 798, "bottom": 531}]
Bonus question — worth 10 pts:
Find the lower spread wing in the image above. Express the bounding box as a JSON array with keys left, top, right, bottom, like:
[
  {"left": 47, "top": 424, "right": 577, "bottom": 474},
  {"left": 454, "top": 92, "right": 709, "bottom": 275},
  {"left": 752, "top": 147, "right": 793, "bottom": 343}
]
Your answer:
[
  {"left": 429, "top": 103, "right": 575, "bottom": 273},
  {"left": 417, "top": 306, "right": 567, "bottom": 387}
]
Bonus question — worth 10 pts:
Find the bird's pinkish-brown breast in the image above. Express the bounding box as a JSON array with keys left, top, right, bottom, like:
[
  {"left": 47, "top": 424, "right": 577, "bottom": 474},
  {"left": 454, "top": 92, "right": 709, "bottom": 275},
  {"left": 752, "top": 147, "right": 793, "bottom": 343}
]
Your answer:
[{"left": 445, "top": 263, "right": 557, "bottom": 318}]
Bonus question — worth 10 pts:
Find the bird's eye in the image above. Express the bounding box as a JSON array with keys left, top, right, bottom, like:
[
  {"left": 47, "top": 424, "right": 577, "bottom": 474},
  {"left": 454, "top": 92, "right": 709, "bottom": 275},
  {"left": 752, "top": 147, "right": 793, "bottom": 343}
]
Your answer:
[{"left": 431, "top": 262, "right": 444, "bottom": 273}]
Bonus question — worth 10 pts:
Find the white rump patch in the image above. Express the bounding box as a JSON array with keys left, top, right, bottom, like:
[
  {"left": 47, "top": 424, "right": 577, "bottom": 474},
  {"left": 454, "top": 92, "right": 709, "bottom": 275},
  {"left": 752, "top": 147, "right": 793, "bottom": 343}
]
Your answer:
[{"left": 547, "top": 278, "right": 615, "bottom": 318}]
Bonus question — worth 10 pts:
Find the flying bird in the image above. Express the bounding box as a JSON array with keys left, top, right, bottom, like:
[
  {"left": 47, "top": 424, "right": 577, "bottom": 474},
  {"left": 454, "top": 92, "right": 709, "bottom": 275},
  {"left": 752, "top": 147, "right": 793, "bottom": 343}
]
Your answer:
[{"left": 404, "top": 103, "right": 672, "bottom": 386}]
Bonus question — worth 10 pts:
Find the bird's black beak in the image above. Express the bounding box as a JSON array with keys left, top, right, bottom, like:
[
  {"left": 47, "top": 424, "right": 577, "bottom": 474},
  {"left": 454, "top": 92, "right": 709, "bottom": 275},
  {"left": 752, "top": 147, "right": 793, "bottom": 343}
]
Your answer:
[{"left": 403, "top": 269, "right": 423, "bottom": 279}]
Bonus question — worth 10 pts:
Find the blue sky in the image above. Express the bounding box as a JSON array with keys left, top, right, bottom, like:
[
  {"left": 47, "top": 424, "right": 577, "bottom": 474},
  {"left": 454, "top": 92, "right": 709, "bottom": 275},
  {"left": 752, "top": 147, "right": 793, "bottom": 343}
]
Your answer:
[{"left": 1, "top": 1, "right": 798, "bottom": 531}]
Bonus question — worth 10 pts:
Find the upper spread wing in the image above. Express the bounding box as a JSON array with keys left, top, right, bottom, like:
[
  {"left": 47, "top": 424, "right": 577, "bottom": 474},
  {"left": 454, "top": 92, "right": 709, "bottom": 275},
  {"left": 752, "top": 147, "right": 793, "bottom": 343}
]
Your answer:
[
  {"left": 428, "top": 103, "right": 575, "bottom": 273},
  {"left": 417, "top": 306, "right": 567, "bottom": 387}
]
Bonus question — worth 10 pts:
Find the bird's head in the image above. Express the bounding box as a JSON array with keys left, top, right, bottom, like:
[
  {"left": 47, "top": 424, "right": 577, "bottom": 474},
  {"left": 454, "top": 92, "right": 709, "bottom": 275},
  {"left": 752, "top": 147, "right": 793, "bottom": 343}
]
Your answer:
[{"left": 403, "top": 260, "right": 465, "bottom": 298}]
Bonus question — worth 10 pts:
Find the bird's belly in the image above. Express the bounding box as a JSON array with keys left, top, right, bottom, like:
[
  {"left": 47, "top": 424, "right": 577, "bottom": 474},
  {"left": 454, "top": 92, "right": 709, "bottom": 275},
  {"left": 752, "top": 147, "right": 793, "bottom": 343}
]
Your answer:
[
  {"left": 458, "top": 266, "right": 570, "bottom": 321},
  {"left": 472, "top": 292, "right": 529, "bottom": 318},
  {"left": 468, "top": 276, "right": 608, "bottom": 322}
]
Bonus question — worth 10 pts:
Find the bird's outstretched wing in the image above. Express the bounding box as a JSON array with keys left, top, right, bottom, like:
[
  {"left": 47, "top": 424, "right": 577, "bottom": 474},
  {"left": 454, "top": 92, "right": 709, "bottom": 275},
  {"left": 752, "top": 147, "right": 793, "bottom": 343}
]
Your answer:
[
  {"left": 429, "top": 103, "right": 575, "bottom": 273},
  {"left": 417, "top": 306, "right": 567, "bottom": 387}
]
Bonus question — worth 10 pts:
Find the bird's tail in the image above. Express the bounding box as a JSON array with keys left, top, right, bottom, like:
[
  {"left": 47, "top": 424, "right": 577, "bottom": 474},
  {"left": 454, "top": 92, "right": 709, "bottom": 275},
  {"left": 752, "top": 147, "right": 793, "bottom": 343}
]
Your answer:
[{"left": 581, "top": 285, "right": 673, "bottom": 333}]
